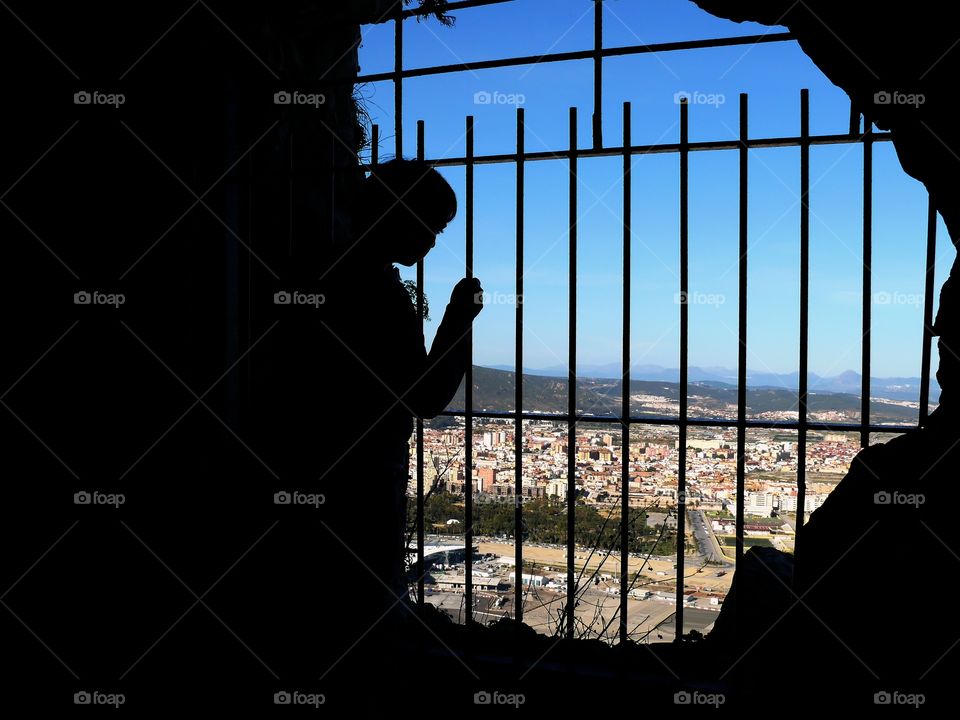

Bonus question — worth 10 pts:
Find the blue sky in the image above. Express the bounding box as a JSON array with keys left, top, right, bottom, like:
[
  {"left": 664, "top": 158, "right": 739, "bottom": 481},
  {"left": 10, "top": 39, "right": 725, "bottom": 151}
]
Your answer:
[{"left": 356, "top": 0, "right": 953, "bottom": 382}]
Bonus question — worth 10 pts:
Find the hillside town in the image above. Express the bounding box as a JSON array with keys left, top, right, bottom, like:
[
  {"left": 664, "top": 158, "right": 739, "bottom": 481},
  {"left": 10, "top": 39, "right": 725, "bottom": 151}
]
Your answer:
[{"left": 405, "top": 394, "right": 895, "bottom": 641}]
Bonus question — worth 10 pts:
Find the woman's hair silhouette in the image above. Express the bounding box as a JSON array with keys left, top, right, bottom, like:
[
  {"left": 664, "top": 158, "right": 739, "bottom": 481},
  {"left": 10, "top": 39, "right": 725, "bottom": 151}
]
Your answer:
[{"left": 353, "top": 159, "right": 457, "bottom": 251}]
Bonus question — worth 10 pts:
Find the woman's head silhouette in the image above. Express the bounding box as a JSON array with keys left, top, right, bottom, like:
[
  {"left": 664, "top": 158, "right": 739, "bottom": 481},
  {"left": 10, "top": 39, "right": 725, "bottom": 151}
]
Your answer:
[{"left": 353, "top": 159, "right": 457, "bottom": 267}]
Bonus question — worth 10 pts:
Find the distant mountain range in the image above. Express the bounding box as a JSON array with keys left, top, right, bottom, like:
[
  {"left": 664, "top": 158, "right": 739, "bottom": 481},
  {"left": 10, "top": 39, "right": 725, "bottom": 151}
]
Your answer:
[
  {"left": 485, "top": 363, "right": 938, "bottom": 403},
  {"left": 455, "top": 365, "right": 928, "bottom": 425}
]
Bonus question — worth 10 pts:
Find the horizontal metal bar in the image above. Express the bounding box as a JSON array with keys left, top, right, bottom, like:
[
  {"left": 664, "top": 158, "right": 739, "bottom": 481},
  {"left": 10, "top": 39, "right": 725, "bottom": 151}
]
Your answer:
[
  {"left": 361, "top": 132, "right": 892, "bottom": 170},
  {"left": 400, "top": 0, "right": 514, "bottom": 19},
  {"left": 433, "top": 409, "right": 919, "bottom": 433},
  {"left": 356, "top": 33, "right": 795, "bottom": 82}
]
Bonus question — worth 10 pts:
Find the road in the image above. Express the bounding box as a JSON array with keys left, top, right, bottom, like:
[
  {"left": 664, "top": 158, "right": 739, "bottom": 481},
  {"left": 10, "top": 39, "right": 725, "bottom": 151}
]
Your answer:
[{"left": 688, "top": 510, "right": 734, "bottom": 566}]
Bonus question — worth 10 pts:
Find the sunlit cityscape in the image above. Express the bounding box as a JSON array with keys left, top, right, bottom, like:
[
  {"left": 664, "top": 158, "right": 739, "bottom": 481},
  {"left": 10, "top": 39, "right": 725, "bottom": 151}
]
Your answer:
[{"left": 405, "top": 382, "right": 904, "bottom": 643}]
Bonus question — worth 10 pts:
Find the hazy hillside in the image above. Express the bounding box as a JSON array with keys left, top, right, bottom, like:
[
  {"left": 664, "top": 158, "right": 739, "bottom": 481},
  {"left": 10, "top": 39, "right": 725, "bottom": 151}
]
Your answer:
[{"left": 443, "top": 365, "right": 920, "bottom": 424}]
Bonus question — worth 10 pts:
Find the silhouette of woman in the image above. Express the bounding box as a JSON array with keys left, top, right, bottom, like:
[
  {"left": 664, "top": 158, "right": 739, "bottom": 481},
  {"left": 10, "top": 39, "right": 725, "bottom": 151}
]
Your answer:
[
  {"left": 311, "top": 159, "right": 483, "bottom": 669},
  {"left": 246, "top": 160, "right": 480, "bottom": 694},
  {"left": 328, "top": 159, "right": 481, "bottom": 586}
]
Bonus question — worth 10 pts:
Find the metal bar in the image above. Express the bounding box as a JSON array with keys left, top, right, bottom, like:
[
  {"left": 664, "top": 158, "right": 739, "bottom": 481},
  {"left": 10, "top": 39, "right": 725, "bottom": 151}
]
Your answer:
[
  {"left": 920, "top": 196, "right": 937, "bottom": 425},
  {"left": 593, "top": 0, "right": 603, "bottom": 150},
  {"left": 735, "top": 93, "right": 747, "bottom": 568},
  {"left": 515, "top": 107, "right": 525, "bottom": 624},
  {"left": 371, "top": 124, "right": 379, "bottom": 166},
  {"left": 362, "top": 132, "right": 895, "bottom": 170},
  {"left": 434, "top": 410, "right": 919, "bottom": 433},
  {"left": 356, "top": 33, "right": 796, "bottom": 83},
  {"left": 566, "top": 106, "right": 578, "bottom": 640},
  {"left": 416, "top": 120, "right": 426, "bottom": 609},
  {"left": 394, "top": 16, "right": 403, "bottom": 158},
  {"left": 797, "top": 89, "right": 810, "bottom": 533},
  {"left": 676, "top": 96, "right": 688, "bottom": 639},
  {"left": 620, "top": 101, "right": 631, "bottom": 645},
  {"left": 399, "top": 0, "right": 514, "bottom": 18},
  {"left": 861, "top": 117, "right": 873, "bottom": 448},
  {"left": 465, "top": 115, "right": 475, "bottom": 625}
]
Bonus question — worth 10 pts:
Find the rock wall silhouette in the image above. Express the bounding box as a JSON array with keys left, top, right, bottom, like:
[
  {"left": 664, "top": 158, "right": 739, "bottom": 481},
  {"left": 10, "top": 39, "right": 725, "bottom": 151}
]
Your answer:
[{"left": 694, "top": 0, "right": 959, "bottom": 412}]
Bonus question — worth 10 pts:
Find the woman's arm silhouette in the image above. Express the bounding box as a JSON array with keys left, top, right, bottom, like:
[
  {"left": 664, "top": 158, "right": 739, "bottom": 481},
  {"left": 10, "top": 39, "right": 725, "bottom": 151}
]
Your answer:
[{"left": 404, "top": 276, "right": 483, "bottom": 417}]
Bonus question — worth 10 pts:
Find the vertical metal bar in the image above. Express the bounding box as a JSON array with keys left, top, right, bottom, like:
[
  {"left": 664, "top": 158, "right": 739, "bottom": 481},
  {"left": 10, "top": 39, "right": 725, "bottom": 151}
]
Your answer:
[
  {"left": 676, "top": 96, "right": 688, "bottom": 639},
  {"left": 416, "top": 121, "right": 426, "bottom": 609},
  {"left": 736, "top": 94, "right": 747, "bottom": 567},
  {"left": 620, "top": 101, "right": 631, "bottom": 644},
  {"left": 861, "top": 116, "right": 873, "bottom": 448},
  {"left": 797, "top": 89, "right": 810, "bottom": 534},
  {"left": 567, "top": 106, "right": 577, "bottom": 640},
  {"left": 393, "top": 13, "right": 407, "bottom": 610},
  {"left": 515, "top": 108, "right": 525, "bottom": 625},
  {"left": 371, "top": 124, "right": 379, "bottom": 167},
  {"left": 593, "top": 0, "right": 603, "bottom": 150},
  {"left": 920, "top": 196, "right": 937, "bottom": 425},
  {"left": 394, "top": 16, "right": 403, "bottom": 158},
  {"left": 464, "top": 115, "right": 475, "bottom": 626}
]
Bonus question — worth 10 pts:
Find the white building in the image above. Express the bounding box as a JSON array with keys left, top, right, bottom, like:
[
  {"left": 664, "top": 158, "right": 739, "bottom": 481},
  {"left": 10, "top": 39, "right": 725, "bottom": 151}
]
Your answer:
[
  {"left": 779, "top": 493, "right": 828, "bottom": 512},
  {"left": 745, "top": 491, "right": 774, "bottom": 517},
  {"left": 547, "top": 478, "right": 567, "bottom": 500},
  {"left": 509, "top": 572, "right": 544, "bottom": 587}
]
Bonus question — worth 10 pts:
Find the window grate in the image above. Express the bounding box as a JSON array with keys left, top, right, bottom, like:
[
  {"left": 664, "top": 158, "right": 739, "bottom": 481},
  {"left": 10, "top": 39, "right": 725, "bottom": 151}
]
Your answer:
[{"left": 361, "top": 0, "right": 936, "bottom": 646}]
